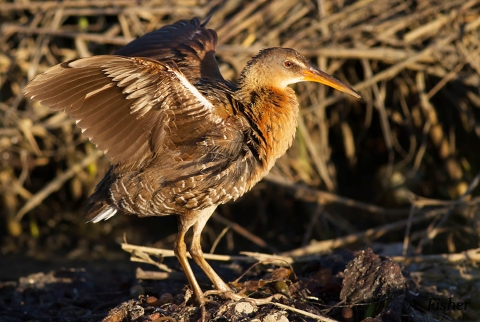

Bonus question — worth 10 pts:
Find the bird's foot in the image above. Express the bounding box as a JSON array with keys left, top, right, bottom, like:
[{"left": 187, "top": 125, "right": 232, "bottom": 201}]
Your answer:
[
  {"left": 204, "top": 289, "right": 243, "bottom": 301},
  {"left": 192, "top": 296, "right": 207, "bottom": 322},
  {"left": 199, "top": 304, "right": 207, "bottom": 322},
  {"left": 203, "top": 289, "right": 284, "bottom": 305},
  {"left": 194, "top": 289, "right": 285, "bottom": 321}
]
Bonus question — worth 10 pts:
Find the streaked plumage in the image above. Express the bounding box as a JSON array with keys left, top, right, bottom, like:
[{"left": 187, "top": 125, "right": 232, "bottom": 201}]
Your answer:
[{"left": 24, "top": 17, "right": 360, "bottom": 307}]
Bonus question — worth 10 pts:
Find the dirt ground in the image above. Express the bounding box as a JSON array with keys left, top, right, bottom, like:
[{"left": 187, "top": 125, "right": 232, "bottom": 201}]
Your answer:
[{"left": 1, "top": 190, "right": 479, "bottom": 321}]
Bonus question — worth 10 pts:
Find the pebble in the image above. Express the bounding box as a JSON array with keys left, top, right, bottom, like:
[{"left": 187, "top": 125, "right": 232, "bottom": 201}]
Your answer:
[
  {"left": 145, "top": 296, "right": 163, "bottom": 306},
  {"left": 159, "top": 293, "right": 174, "bottom": 304},
  {"left": 234, "top": 301, "right": 257, "bottom": 314},
  {"left": 262, "top": 311, "right": 289, "bottom": 322}
]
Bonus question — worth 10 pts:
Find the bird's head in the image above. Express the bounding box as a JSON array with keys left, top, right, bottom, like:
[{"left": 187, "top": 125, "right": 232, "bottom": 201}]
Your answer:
[{"left": 239, "top": 47, "right": 360, "bottom": 98}]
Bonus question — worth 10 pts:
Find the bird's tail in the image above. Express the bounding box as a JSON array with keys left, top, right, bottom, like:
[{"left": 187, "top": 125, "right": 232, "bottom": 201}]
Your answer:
[
  {"left": 84, "top": 166, "right": 118, "bottom": 223},
  {"left": 85, "top": 202, "right": 117, "bottom": 223}
]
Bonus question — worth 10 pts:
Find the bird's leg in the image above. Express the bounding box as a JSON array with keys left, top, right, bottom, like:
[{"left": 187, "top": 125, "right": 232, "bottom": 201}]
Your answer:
[
  {"left": 189, "top": 207, "right": 240, "bottom": 299},
  {"left": 174, "top": 216, "right": 205, "bottom": 306},
  {"left": 187, "top": 207, "right": 283, "bottom": 306}
]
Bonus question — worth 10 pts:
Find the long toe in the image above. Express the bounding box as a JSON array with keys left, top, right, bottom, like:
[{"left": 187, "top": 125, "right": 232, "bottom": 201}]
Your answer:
[
  {"left": 204, "top": 289, "right": 243, "bottom": 301},
  {"left": 204, "top": 289, "right": 284, "bottom": 305}
]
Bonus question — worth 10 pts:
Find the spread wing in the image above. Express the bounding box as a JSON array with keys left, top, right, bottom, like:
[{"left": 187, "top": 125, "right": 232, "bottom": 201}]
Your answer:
[
  {"left": 23, "top": 55, "right": 223, "bottom": 165},
  {"left": 114, "top": 17, "right": 224, "bottom": 82}
]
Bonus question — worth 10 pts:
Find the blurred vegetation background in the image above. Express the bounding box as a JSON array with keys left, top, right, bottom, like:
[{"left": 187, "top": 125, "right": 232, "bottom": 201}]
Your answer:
[{"left": 1, "top": 0, "right": 480, "bottom": 268}]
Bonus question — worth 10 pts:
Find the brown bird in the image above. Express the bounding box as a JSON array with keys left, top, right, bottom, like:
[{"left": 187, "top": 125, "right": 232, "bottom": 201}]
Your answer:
[{"left": 24, "top": 18, "right": 360, "bottom": 306}]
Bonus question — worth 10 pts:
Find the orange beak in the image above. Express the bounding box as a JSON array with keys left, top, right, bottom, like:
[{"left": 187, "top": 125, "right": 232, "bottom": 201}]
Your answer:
[{"left": 302, "top": 65, "right": 360, "bottom": 99}]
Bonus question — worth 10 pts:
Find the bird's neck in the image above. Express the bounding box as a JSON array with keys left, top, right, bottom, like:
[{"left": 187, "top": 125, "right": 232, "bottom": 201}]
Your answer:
[{"left": 237, "top": 85, "right": 299, "bottom": 174}]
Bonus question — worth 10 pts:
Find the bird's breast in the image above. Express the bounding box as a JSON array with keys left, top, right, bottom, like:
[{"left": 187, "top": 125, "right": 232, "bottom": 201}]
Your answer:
[{"left": 240, "top": 87, "right": 299, "bottom": 177}]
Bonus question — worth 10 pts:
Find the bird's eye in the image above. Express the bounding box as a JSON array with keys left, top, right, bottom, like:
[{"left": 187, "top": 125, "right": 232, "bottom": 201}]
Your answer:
[{"left": 284, "top": 60, "right": 294, "bottom": 68}]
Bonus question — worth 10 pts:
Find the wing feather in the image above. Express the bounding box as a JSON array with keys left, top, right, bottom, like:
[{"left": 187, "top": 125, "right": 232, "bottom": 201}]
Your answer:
[
  {"left": 114, "top": 18, "right": 223, "bottom": 82},
  {"left": 23, "top": 55, "right": 221, "bottom": 165}
]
